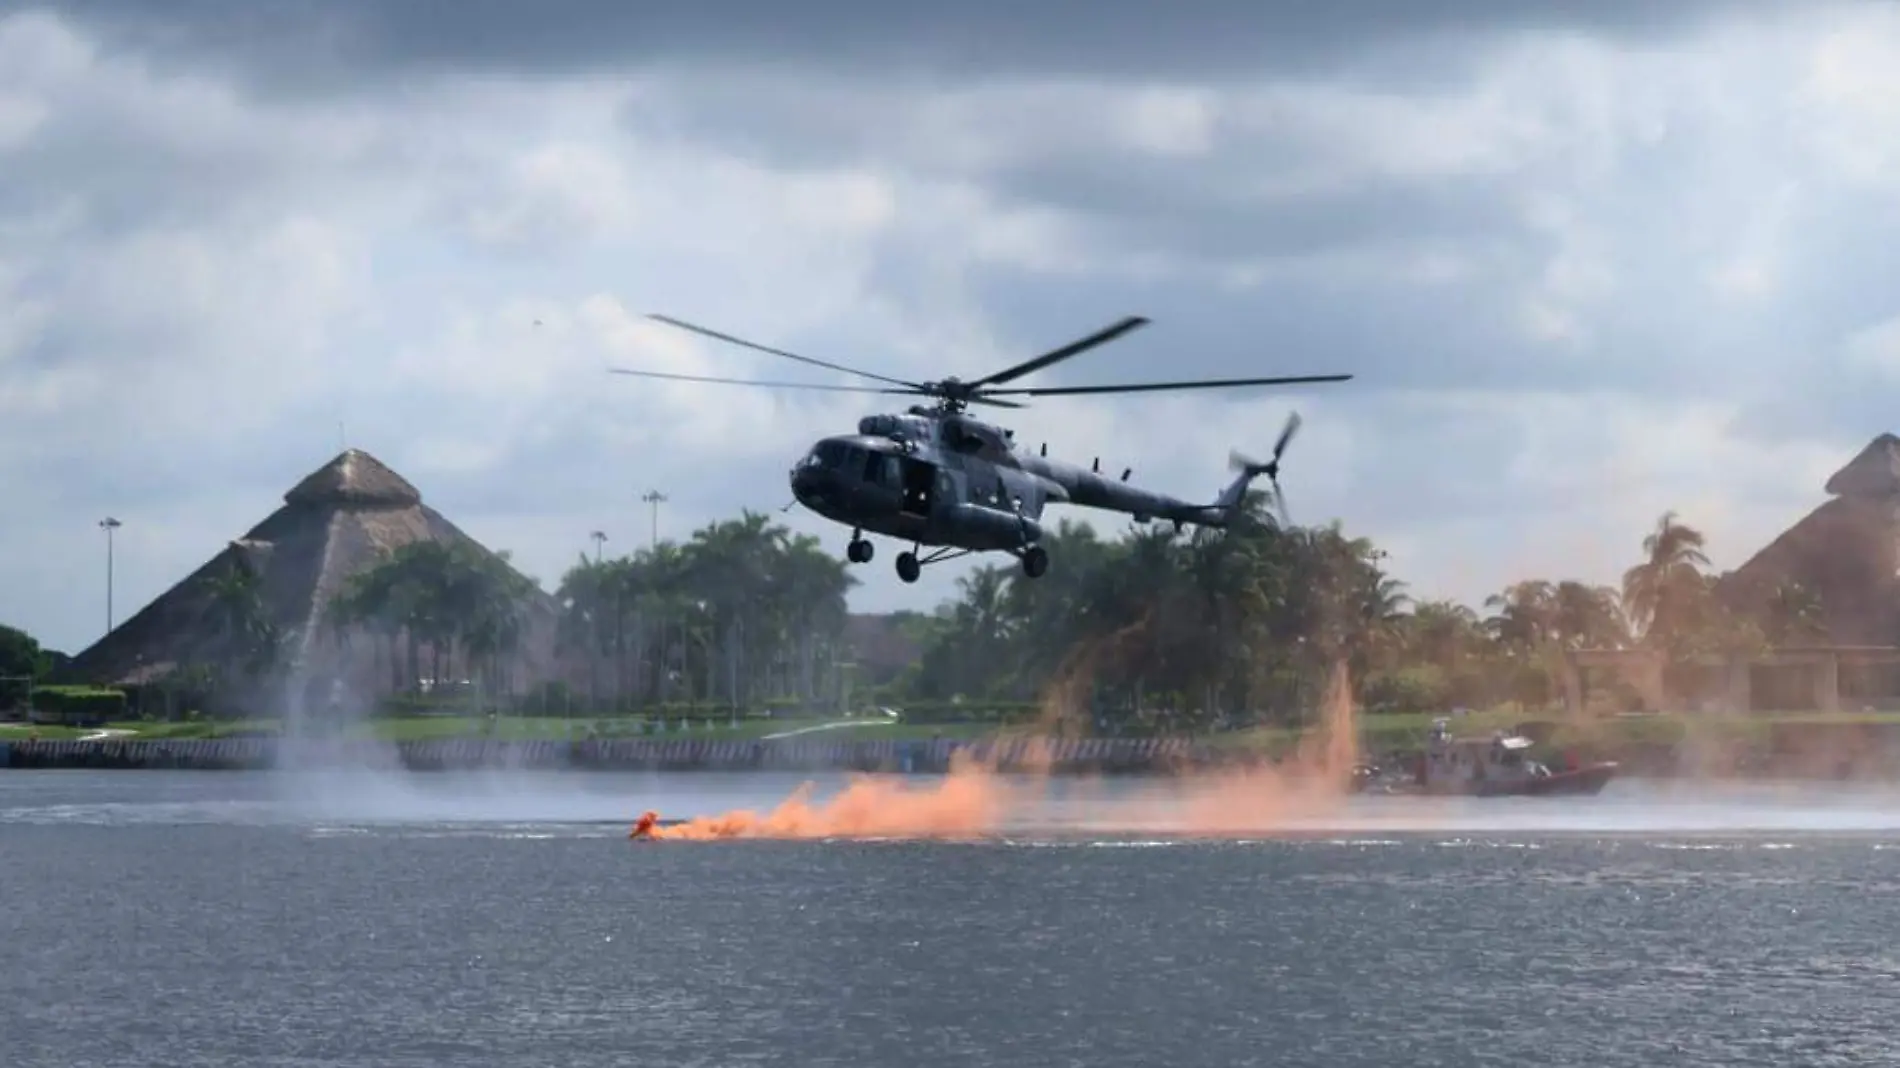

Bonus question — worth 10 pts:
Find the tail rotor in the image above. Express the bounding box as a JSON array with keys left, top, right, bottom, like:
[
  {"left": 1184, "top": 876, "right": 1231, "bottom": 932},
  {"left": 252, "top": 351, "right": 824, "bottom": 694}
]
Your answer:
[{"left": 1229, "top": 411, "right": 1302, "bottom": 525}]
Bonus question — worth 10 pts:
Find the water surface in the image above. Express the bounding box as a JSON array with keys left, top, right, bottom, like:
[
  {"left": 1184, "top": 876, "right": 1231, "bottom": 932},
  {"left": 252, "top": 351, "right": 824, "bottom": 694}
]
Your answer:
[{"left": 2, "top": 770, "right": 1895, "bottom": 1066}]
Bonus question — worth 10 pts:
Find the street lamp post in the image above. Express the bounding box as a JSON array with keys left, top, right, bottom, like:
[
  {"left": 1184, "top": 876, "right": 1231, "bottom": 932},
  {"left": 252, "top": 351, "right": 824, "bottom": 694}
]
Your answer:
[
  {"left": 636, "top": 492, "right": 669, "bottom": 719},
  {"left": 590, "top": 529, "right": 607, "bottom": 564},
  {"left": 98, "top": 517, "right": 122, "bottom": 636}
]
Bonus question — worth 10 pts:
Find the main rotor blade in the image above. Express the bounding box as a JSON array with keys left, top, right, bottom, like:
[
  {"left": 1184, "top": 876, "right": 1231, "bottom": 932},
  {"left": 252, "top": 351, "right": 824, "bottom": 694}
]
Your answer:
[
  {"left": 967, "top": 316, "right": 1151, "bottom": 388},
  {"left": 646, "top": 314, "right": 925, "bottom": 391},
  {"left": 984, "top": 373, "right": 1353, "bottom": 398},
  {"left": 608, "top": 367, "right": 923, "bottom": 395}
]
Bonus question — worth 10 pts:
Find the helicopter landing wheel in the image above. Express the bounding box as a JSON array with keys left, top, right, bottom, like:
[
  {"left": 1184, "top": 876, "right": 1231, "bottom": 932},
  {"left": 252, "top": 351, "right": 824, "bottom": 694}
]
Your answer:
[
  {"left": 1020, "top": 544, "right": 1049, "bottom": 579},
  {"left": 895, "top": 551, "right": 921, "bottom": 584},
  {"left": 847, "top": 538, "right": 873, "bottom": 564}
]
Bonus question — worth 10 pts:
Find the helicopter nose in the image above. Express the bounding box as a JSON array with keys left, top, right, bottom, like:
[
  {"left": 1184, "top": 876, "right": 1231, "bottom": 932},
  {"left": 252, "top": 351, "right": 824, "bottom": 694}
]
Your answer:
[{"left": 790, "top": 464, "right": 828, "bottom": 504}]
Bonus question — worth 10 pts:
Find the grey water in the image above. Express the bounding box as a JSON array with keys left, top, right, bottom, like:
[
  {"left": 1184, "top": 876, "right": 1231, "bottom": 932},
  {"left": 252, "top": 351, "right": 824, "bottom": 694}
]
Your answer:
[{"left": 3, "top": 770, "right": 1898, "bottom": 1067}]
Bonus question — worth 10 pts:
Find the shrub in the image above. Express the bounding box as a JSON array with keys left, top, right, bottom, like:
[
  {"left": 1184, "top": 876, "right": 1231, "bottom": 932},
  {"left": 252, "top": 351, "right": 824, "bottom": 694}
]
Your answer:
[
  {"left": 31, "top": 685, "right": 127, "bottom": 724},
  {"left": 1359, "top": 666, "right": 1451, "bottom": 715}
]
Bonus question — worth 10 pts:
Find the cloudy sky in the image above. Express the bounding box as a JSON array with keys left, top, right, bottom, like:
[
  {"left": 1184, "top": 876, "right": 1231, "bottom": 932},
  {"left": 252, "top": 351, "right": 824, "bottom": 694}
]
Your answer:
[{"left": 5, "top": 0, "right": 1899, "bottom": 654}]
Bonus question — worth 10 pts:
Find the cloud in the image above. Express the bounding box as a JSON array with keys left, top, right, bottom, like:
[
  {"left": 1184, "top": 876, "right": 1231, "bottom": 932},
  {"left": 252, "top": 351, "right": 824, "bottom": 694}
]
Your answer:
[
  {"left": 3, "top": 2, "right": 1899, "bottom": 655},
  {"left": 47, "top": 0, "right": 1752, "bottom": 89}
]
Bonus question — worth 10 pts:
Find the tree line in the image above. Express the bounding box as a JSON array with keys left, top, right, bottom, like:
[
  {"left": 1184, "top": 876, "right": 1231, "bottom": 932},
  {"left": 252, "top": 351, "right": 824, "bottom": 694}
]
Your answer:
[
  {"left": 319, "top": 511, "right": 856, "bottom": 712},
  {"left": 546, "top": 512, "right": 854, "bottom": 710},
  {"left": 0, "top": 624, "right": 65, "bottom": 709},
  {"left": 3, "top": 512, "right": 861, "bottom": 718},
  {"left": 2, "top": 495, "right": 1826, "bottom": 722},
  {"left": 889, "top": 497, "right": 1826, "bottom": 727}
]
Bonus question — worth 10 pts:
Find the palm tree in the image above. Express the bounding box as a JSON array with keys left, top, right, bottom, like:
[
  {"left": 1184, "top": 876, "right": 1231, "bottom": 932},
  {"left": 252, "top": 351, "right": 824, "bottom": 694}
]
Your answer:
[
  {"left": 1622, "top": 510, "right": 1711, "bottom": 648},
  {"left": 1406, "top": 599, "right": 1485, "bottom": 671},
  {"left": 1552, "top": 581, "right": 1627, "bottom": 650},
  {"left": 548, "top": 512, "right": 857, "bottom": 715},
  {"left": 202, "top": 561, "right": 280, "bottom": 713},
  {"left": 331, "top": 540, "right": 541, "bottom": 705}
]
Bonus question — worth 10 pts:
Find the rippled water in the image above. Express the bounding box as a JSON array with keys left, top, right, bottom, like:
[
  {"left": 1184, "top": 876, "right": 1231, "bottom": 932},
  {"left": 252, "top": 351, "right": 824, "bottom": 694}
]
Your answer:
[{"left": 3, "top": 770, "right": 1897, "bottom": 1066}]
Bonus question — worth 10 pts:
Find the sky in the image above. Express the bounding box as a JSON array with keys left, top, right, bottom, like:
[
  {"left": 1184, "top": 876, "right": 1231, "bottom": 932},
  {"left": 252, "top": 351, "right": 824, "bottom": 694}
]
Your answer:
[{"left": 6, "top": 0, "right": 1900, "bottom": 654}]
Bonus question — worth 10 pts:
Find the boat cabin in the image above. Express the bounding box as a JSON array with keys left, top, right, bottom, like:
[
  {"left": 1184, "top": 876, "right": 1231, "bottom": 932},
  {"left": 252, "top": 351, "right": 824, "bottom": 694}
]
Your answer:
[{"left": 1420, "top": 719, "right": 1555, "bottom": 794}]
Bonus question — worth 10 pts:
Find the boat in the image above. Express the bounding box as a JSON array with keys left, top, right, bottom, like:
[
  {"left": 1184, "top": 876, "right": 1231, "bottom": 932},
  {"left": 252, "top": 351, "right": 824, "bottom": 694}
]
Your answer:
[{"left": 1359, "top": 718, "right": 1617, "bottom": 798}]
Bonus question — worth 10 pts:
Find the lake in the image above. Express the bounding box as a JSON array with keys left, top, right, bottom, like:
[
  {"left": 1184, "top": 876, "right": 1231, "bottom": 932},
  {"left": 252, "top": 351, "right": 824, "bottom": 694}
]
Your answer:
[{"left": 3, "top": 769, "right": 1896, "bottom": 1066}]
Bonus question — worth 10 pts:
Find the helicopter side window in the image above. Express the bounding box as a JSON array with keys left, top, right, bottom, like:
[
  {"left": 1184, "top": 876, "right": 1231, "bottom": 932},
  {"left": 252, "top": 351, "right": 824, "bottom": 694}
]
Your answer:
[
  {"left": 899, "top": 457, "right": 937, "bottom": 515},
  {"left": 864, "top": 452, "right": 899, "bottom": 490}
]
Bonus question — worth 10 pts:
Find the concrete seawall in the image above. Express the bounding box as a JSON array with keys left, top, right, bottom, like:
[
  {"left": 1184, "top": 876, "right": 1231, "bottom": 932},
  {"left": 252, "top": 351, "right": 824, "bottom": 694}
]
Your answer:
[
  {"left": 9, "top": 732, "right": 1889, "bottom": 779},
  {"left": 2, "top": 735, "right": 1213, "bottom": 774}
]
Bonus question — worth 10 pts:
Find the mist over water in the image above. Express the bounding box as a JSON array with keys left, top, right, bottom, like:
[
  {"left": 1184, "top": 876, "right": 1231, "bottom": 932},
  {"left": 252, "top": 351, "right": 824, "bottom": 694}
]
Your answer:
[
  {"left": 12, "top": 768, "right": 1900, "bottom": 838},
  {"left": 246, "top": 769, "right": 1900, "bottom": 838}
]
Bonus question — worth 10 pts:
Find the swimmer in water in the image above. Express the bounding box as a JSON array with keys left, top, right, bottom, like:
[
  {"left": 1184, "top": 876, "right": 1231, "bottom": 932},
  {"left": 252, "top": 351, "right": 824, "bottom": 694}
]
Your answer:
[{"left": 629, "top": 810, "right": 660, "bottom": 840}]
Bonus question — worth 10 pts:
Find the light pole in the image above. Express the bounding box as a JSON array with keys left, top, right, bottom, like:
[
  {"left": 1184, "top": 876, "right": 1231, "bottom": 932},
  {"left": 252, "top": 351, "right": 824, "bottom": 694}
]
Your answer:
[
  {"left": 638, "top": 492, "right": 667, "bottom": 721},
  {"left": 99, "top": 517, "right": 122, "bottom": 636},
  {"left": 640, "top": 490, "right": 667, "bottom": 549},
  {"left": 590, "top": 529, "right": 607, "bottom": 564}
]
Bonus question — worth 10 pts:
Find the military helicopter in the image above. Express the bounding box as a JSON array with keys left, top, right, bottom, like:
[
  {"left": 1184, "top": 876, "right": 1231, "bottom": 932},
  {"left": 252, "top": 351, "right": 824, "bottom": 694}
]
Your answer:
[{"left": 610, "top": 314, "right": 1351, "bottom": 583}]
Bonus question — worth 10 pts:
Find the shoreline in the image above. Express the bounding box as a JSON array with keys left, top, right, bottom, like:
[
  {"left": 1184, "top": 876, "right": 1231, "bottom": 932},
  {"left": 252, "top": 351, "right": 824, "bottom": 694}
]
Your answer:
[
  {"left": 0, "top": 735, "right": 1191, "bottom": 775},
  {"left": 3, "top": 734, "right": 1896, "bottom": 783}
]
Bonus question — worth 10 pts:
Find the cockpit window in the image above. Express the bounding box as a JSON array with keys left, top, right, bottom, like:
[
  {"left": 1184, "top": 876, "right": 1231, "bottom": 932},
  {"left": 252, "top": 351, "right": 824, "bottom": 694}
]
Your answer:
[{"left": 807, "top": 441, "right": 851, "bottom": 469}]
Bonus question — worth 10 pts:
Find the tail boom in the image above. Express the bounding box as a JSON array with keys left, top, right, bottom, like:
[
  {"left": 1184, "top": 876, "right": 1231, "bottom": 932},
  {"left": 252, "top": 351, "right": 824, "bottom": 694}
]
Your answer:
[{"left": 1168, "top": 462, "right": 1270, "bottom": 529}]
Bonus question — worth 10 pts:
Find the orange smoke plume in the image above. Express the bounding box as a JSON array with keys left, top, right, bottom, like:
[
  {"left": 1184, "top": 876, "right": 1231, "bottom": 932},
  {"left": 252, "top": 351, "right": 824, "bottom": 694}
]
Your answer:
[
  {"left": 1165, "top": 657, "right": 1362, "bottom": 834},
  {"left": 630, "top": 659, "right": 1370, "bottom": 842},
  {"left": 636, "top": 751, "right": 1016, "bottom": 841}
]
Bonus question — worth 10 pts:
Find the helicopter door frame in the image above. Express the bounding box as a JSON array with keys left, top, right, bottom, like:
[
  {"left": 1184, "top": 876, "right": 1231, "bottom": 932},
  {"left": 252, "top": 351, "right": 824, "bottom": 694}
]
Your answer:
[{"left": 933, "top": 468, "right": 959, "bottom": 517}]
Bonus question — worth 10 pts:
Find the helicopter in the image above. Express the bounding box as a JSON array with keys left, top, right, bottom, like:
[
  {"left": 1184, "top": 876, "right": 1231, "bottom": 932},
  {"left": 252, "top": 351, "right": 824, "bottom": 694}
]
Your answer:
[{"left": 610, "top": 314, "right": 1352, "bottom": 584}]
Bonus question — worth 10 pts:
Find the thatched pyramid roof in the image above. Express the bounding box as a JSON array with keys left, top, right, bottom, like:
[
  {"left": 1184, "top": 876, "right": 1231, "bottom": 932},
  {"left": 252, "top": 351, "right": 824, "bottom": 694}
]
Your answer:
[
  {"left": 284, "top": 449, "right": 422, "bottom": 508},
  {"left": 1823, "top": 433, "right": 1900, "bottom": 498},
  {"left": 1721, "top": 434, "right": 1900, "bottom": 645},
  {"left": 61, "top": 449, "right": 560, "bottom": 692}
]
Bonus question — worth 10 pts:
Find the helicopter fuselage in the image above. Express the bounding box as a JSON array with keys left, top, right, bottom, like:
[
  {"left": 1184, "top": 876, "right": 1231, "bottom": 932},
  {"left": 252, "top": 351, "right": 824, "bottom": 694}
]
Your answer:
[
  {"left": 616, "top": 311, "right": 1339, "bottom": 585},
  {"left": 787, "top": 407, "right": 1241, "bottom": 583}
]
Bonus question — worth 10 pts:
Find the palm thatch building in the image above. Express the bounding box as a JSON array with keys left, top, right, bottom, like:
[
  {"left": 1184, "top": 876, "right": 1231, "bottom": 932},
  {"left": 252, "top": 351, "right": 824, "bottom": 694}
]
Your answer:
[
  {"left": 1719, "top": 433, "right": 1900, "bottom": 644},
  {"left": 1564, "top": 434, "right": 1900, "bottom": 713},
  {"left": 59, "top": 449, "right": 564, "bottom": 715}
]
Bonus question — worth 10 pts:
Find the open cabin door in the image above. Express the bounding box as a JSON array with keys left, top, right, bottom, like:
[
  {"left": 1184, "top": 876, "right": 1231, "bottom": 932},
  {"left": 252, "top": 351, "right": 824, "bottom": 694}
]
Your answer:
[{"left": 898, "top": 456, "right": 936, "bottom": 518}]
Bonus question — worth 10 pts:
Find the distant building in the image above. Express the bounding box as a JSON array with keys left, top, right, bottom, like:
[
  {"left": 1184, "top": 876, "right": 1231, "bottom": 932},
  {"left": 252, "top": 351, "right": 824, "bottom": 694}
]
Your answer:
[
  {"left": 1563, "top": 434, "right": 1900, "bottom": 713},
  {"left": 58, "top": 449, "right": 567, "bottom": 714}
]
